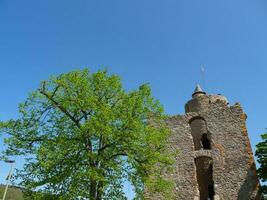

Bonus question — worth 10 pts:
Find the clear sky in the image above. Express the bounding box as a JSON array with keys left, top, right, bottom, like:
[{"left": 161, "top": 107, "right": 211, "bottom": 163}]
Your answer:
[{"left": 0, "top": 0, "right": 267, "bottom": 199}]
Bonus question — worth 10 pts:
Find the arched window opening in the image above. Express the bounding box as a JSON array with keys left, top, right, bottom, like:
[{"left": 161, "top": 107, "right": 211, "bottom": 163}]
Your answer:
[
  {"left": 201, "top": 133, "right": 211, "bottom": 150},
  {"left": 195, "top": 157, "right": 214, "bottom": 200},
  {"left": 189, "top": 117, "right": 207, "bottom": 150}
]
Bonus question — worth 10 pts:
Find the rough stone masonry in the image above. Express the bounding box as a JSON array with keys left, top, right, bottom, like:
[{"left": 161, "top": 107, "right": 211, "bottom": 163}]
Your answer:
[{"left": 146, "top": 85, "right": 262, "bottom": 200}]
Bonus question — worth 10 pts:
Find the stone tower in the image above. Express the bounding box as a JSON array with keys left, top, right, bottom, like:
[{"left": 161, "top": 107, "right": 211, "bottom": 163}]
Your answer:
[{"left": 146, "top": 85, "right": 261, "bottom": 200}]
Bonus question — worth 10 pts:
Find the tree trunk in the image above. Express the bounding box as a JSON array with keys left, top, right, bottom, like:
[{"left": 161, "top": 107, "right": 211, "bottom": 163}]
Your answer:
[
  {"left": 96, "top": 181, "right": 103, "bottom": 200},
  {"left": 90, "top": 180, "right": 97, "bottom": 200}
]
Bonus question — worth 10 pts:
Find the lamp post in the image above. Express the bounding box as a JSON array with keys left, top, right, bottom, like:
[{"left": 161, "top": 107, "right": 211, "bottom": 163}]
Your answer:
[{"left": 2, "top": 160, "right": 15, "bottom": 200}]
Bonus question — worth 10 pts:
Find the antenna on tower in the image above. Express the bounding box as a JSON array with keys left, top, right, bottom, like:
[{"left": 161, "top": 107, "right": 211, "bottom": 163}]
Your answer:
[{"left": 200, "top": 65, "right": 206, "bottom": 91}]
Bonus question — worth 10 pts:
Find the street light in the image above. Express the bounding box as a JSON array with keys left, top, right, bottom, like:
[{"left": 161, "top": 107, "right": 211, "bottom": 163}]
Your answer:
[{"left": 2, "top": 160, "right": 15, "bottom": 200}]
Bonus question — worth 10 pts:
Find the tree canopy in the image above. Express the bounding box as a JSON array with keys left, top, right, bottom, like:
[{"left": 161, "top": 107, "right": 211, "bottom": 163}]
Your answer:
[
  {"left": 0, "top": 69, "right": 174, "bottom": 199},
  {"left": 256, "top": 132, "right": 267, "bottom": 195}
]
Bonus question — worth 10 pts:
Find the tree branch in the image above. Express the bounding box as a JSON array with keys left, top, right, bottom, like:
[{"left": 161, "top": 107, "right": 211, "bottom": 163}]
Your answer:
[{"left": 39, "top": 83, "right": 81, "bottom": 130}]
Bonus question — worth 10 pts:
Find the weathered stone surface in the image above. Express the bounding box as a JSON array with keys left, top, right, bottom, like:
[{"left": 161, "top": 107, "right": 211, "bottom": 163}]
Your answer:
[{"left": 145, "top": 88, "right": 262, "bottom": 200}]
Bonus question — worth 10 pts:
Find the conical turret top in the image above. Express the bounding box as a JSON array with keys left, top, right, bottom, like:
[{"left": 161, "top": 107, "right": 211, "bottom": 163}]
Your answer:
[
  {"left": 194, "top": 84, "right": 203, "bottom": 93},
  {"left": 192, "top": 84, "right": 206, "bottom": 98}
]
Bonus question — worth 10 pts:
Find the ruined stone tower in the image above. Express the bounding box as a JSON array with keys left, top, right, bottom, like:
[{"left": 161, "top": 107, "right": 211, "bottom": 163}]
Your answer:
[{"left": 147, "top": 85, "right": 261, "bottom": 200}]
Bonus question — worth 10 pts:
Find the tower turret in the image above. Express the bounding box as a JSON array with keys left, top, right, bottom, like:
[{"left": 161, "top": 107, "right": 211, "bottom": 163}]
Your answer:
[{"left": 185, "top": 84, "right": 228, "bottom": 113}]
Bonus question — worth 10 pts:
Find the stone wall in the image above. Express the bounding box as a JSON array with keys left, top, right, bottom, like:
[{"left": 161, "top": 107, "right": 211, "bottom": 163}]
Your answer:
[{"left": 145, "top": 94, "right": 261, "bottom": 200}]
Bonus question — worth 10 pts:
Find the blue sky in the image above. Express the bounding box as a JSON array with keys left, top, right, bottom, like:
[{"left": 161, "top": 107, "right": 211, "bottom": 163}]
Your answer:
[{"left": 0, "top": 0, "right": 267, "bottom": 199}]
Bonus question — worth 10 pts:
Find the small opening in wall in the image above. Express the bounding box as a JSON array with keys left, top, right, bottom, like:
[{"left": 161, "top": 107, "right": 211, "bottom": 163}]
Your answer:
[
  {"left": 208, "top": 182, "right": 215, "bottom": 200},
  {"left": 201, "top": 133, "right": 211, "bottom": 150}
]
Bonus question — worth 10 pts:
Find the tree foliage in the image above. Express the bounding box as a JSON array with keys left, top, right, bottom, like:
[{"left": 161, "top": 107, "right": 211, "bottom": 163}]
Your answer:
[
  {"left": 0, "top": 69, "right": 174, "bottom": 199},
  {"left": 256, "top": 132, "right": 267, "bottom": 195}
]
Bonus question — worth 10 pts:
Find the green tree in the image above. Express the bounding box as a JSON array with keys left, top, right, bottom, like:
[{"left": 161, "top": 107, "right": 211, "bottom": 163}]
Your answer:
[
  {"left": 0, "top": 69, "right": 174, "bottom": 199},
  {"left": 256, "top": 132, "right": 267, "bottom": 195}
]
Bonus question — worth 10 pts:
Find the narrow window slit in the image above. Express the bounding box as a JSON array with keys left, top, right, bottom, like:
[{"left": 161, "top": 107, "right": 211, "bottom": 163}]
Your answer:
[{"left": 201, "top": 133, "right": 211, "bottom": 150}]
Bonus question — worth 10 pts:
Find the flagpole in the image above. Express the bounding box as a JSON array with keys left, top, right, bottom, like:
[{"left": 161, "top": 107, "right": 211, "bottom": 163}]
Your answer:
[{"left": 200, "top": 65, "right": 206, "bottom": 91}]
